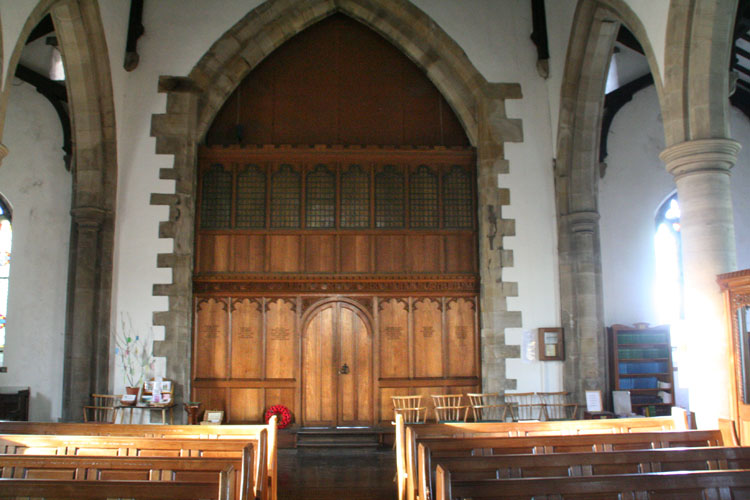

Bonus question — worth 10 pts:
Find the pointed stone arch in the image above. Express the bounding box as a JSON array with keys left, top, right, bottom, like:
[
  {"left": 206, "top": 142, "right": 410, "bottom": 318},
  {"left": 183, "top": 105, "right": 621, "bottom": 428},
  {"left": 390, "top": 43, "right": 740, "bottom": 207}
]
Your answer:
[
  {"left": 554, "top": 0, "right": 663, "bottom": 406},
  {"left": 150, "top": 0, "right": 524, "bottom": 417},
  {"left": 0, "top": 0, "right": 118, "bottom": 420}
]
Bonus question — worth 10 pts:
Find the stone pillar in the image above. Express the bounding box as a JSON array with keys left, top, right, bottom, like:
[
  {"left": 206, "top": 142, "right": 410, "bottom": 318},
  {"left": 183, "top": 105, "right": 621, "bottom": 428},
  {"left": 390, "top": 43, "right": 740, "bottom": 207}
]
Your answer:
[
  {"left": 563, "top": 210, "right": 605, "bottom": 405},
  {"left": 63, "top": 206, "right": 106, "bottom": 421},
  {"left": 660, "top": 138, "right": 740, "bottom": 427}
]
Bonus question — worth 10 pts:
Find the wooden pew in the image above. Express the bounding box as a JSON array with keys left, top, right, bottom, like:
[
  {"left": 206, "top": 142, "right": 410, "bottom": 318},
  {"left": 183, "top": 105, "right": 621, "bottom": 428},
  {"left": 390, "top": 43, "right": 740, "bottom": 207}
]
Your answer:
[
  {"left": 420, "top": 446, "right": 750, "bottom": 500},
  {"left": 435, "top": 467, "right": 750, "bottom": 500},
  {"left": 0, "top": 432, "right": 267, "bottom": 500},
  {"left": 0, "top": 467, "right": 234, "bottom": 499},
  {"left": 394, "top": 408, "right": 692, "bottom": 500},
  {"left": 0, "top": 416, "right": 279, "bottom": 500},
  {"left": 408, "top": 426, "right": 733, "bottom": 500}
]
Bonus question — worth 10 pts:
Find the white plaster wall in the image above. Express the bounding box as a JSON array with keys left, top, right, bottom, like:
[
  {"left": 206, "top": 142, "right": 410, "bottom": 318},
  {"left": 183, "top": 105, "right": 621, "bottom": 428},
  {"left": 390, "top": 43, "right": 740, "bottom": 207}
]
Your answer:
[
  {"left": 600, "top": 86, "right": 671, "bottom": 327},
  {"left": 98, "top": 0, "right": 265, "bottom": 400},
  {"left": 0, "top": 80, "right": 70, "bottom": 420},
  {"left": 601, "top": 87, "right": 750, "bottom": 321}
]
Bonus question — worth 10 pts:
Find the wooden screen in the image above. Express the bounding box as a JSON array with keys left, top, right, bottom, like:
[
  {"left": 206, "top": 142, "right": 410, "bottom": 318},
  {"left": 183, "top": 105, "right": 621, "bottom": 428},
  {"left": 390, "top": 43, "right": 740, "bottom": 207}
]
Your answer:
[
  {"left": 193, "top": 13, "right": 479, "bottom": 426},
  {"left": 193, "top": 146, "right": 479, "bottom": 425}
]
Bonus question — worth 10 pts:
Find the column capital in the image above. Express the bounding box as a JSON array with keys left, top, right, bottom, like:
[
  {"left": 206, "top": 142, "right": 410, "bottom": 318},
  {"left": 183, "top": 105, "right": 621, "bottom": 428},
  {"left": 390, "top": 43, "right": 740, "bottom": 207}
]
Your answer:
[
  {"left": 566, "top": 210, "right": 600, "bottom": 233},
  {"left": 660, "top": 138, "right": 741, "bottom": 180},
  {"left": 70, "top": 206, "right": 106, "bottom": 229}
]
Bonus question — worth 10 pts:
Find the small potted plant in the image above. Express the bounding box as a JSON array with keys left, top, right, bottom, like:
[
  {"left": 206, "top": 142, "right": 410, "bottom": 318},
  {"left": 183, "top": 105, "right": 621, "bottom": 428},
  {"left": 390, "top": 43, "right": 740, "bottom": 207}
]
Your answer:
[{"left": 114, "top": 313, "right": 153, "bottom": 404}]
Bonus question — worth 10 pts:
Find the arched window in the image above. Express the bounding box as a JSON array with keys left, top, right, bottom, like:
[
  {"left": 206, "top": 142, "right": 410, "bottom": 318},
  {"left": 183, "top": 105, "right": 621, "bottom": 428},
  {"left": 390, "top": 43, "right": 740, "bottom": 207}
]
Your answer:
[
  {"left": 0, "top": 198, "right": 11, "bottom": 365},
  {"left": 654, "top": 193, "right": 683, "bottom": 323}
]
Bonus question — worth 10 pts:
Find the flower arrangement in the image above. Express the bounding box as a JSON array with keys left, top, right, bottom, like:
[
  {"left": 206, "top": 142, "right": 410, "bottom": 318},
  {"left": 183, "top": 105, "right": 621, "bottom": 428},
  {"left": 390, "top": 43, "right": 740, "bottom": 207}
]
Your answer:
[
  {"left": 114, "top": 313, "right": 154, "bottom": 389},
  {"left": 264, "top": 404, "right": 293, "bottom": 428}
]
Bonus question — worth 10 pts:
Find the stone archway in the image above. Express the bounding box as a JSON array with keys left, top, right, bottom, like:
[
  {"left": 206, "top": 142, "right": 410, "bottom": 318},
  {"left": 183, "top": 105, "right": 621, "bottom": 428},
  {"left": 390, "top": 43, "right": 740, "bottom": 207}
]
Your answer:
[
  {"left": 150, "top": 0, "right": 524, "bottom": 418},
  {"left": 554, "top": 0, "right": 664, "bottom": 407},
  {"left": 0, "top": 0, "right": 118, "bottom": 420}
]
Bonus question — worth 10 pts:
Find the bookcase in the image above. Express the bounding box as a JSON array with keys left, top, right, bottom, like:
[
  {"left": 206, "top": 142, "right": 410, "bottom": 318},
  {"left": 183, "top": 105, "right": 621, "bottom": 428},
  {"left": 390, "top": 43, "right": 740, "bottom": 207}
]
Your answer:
[{"left": 608, "top": 324, "right": 674, "bottom": 416}]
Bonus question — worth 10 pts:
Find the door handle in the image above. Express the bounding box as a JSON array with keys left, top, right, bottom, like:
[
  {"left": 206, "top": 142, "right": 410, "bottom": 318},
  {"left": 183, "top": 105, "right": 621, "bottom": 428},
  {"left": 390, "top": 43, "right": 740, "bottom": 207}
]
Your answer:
[{"left": 339, "top": 363, "right": 349, "bottom": 375}]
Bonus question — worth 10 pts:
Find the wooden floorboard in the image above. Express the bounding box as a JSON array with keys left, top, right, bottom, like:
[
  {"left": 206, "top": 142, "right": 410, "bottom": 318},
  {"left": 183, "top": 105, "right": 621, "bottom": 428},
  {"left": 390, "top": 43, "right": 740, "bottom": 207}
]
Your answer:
[{"left": 277, "top": 448, "right": 397, "bottom": 500}]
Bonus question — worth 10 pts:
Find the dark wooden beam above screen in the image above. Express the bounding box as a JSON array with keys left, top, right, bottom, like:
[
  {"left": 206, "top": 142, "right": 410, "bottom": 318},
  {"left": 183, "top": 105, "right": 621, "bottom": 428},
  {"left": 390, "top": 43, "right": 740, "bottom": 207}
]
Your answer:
[
  {"left": 599, "top": 73, "right": 654, "bottom": 166},
  {"left": 530, "top": 0, "right": 550, "bottom": 78},
  {"left": 124, "top": 0, "right": 145, "bottom": 71},
  {"left": 25, "top": 14, "right": 54, "bottom": 44},
  {"left": 15, "top": 64, "right": 71, "bottom": 169}
]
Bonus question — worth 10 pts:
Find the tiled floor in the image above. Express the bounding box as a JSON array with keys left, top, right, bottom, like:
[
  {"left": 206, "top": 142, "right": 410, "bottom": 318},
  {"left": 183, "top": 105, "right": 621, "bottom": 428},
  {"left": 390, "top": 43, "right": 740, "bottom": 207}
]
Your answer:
[{"left": 277, "top": 448, "right": 397, "bottom": 500}]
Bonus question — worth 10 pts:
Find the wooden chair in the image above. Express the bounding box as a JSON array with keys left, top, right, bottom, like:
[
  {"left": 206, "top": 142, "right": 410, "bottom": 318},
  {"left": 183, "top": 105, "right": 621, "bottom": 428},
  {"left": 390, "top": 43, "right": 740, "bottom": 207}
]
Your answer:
[
  {"left": 539, "top": 391, "right": 578, "bottom": 420},
  {"left": 431, "top": 394, "right": 469, "bottom": 423},
  {"left": 504, "top": 392, "right": 544, "bottom": 421},
  {"left": 392, "top": 395, "right": 427, "bottom": 424},
  {"left": 82, "top": 394, "right": 121, "bottom": 423},
  {"left": 466, "top": 393, "right": 510, "bottom": 422}
]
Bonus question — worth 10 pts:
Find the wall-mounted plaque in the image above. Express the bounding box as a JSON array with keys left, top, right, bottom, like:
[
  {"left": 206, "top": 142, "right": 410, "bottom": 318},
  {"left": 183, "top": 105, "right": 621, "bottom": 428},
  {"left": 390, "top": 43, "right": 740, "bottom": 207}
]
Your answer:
[{"left": 538, "top": 327, "right": 564, "bottom": 361}]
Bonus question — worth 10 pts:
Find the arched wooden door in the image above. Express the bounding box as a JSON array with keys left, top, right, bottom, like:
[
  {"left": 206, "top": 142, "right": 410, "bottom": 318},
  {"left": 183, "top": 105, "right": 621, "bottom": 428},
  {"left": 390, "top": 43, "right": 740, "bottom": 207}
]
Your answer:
[{"left": 302, "top": 302, "right": 373, "bottom": 426}]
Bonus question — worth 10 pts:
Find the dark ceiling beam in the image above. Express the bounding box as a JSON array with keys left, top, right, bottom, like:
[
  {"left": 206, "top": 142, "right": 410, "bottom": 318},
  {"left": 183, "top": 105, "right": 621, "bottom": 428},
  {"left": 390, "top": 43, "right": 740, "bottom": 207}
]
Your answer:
[
  {"left": 529, "top": 0, "right": 549, "bottom": 78},
  {"left": 14, "top": 64, "right": 71, "bottom": 169},
  {"left": 25, "top": 14, "right": 54, "bottom": 44},
  {"left": 599, "top": 72, "right": 654, "bottom": 165},
  {"left": 731, "top": 84, "right": 750, "bottom": 121},
  {"left": 124, "top": 0, "right": 145, "bottom": 71},
  {"left": 736, "top": 45, "right": 750, "bottom": 60},
  {"left": 616, "top": 25, "right": 644, "bottom": 54}
]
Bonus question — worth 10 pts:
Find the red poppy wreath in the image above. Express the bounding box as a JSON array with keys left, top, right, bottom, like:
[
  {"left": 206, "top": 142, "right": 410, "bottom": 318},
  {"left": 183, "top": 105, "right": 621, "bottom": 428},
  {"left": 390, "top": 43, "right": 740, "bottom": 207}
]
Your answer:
[{"left": 264, "top": 404, "right": 292, "bottom": 428}]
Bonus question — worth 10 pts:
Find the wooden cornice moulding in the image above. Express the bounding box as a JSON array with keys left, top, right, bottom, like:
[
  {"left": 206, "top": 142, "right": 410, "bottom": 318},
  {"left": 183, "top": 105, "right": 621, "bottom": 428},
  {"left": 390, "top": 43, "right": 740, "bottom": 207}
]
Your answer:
[
  {"left": 198, "top": 143, "right": 476, "bottom": 162},
  {"left": 192, "top": 274, "right": 479, "bottom": 294}
]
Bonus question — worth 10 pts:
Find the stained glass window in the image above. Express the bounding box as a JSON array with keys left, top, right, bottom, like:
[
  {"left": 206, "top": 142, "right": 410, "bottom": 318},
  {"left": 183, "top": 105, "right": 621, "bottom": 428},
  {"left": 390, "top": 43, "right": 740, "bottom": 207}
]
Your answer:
[
  {"left": 305, "top": 164, "right": 335, "bottom": 228},
  {"left": 0, "top": 198, "right": 11, "bottom": 366},
  {"left": 375, "top": 165, "right": 404, "bottom": 228},
  {"left": 443, "top": 165, "right": 473, "bottom": 229},
  {"left": 341, "top": 165, "right": 370, "bottom": 228},
  {"left": 409, "top": 165, "right": 439, "bottom": 228},
  {"left": 236, "top": 164, "right": 266, "bottom": 228},
  {"left": 200, "top": 164, "right": 232, "bottom": 229},
  {"left": 271, "top": 164, "right": 301, "bottom": 228}
]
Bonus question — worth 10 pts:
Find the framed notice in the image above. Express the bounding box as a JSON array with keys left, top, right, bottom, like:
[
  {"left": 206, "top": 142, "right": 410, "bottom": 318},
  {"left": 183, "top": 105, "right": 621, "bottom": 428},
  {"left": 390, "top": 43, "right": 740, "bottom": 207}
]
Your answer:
[
  {"left": 585, "top": 390, "right": 603, "bottom": 412},
  {"left": 538, "top": 327, "right": 565, "bottom": 361}
]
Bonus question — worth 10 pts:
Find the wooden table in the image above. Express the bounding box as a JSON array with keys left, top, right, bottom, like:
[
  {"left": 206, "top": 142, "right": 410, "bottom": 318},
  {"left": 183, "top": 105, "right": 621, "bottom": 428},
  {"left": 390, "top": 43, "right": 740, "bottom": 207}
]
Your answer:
[{"left": 117, "top": 403, "right": 176, "bottom": 424}]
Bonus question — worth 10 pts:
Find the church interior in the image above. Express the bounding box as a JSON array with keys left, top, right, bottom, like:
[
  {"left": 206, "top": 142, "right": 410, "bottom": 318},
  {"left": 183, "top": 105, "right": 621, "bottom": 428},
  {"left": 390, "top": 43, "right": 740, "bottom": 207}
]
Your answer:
[{"left": 1, "top": 0, "right": 750, "bottom": 498}]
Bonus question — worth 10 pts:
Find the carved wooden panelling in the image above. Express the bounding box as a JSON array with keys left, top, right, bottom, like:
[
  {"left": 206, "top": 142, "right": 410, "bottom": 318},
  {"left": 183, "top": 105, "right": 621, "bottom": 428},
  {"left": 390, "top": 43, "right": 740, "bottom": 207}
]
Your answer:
[
  {"left": 195, "top": 299, "right": 228, "bottom": 379},
  {"left": 229, "top": 388, "right": 264, "bottom": 422},
  {"left": 375, "top": 235, "right": 406, "bottom": 273},
  {"left": 339, "top": 235, "right": 371, "bottom": 273},
  {"left": 231, "top": 234, "right": 265, "bottom": 273},
  {"left": 407, "top": 235, "right": 441, "bottom": 273},
  {"left": 379, "top": 299, "right": 409, "bottom": 379},
  {"left": 446, "top": 298, "right": 477, "bottom": 377},
  {"left": 305, "top": 235, "right": 336, "bottom": 273},
  {"left": 268, "top": 235, "right": 301, "bottom": 272},
  {"left": 413, "top": 299, "right": 443, "bottom": 378},
  {"left": 230, "top": 299, "right": 263, "bottom": 379},
  {"left": 265, "top": 299, "right": 296, "bottom": 379},
  {"left": 193, "top": 387, "right": 227, "bottom": 414}
]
